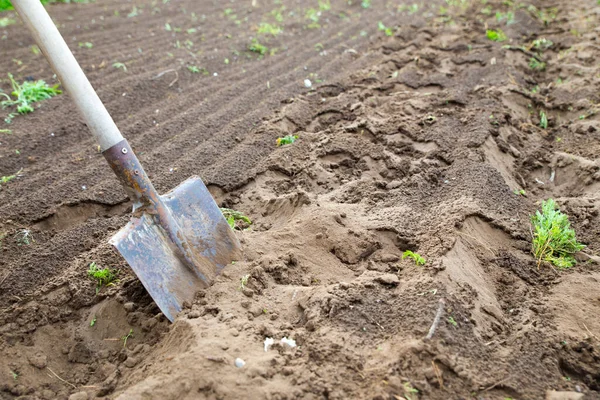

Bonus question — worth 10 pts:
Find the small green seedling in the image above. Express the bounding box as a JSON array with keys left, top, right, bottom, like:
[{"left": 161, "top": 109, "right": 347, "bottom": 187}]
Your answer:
[
  {"left": 378, "top": 21, "right": 393, "bottom": 36},
  {"left": 403, "top": 382, "right": 419, "bottom": 400},
  {"left": 361, "top": 0, "right": 371, "bottom": 8},
  {"left": 221, "top": 208, "right": 252, "bottom": 230},
  {"left": 532, "top": 38, "right": 553, "bottom": 50},
  {"left": 15, "top": 229, "right": 33, "bottom": 246},
  {"left": 513, "top": 189, "right": 526, "bottom": 196},
  {"left": 248, "top": 38, "right": 268, "bottom": 55},
  {"left": 87, "top": 262, "right": 117, "bottom": 293},
  {"left": 0, "top": 129, "right": 11, "bottom": 134},
  {"left": 495, "top": 11, "right": 515, "bottom": 25},
  {"left": 122, "top": 328, "right": 134, "bottom": 348},
  {"left": 402, "top": 250, "right": 426, "bottom": 266},
  {"left": 1, "top": 73, "right": 61, "bottom": 115},
  {"left": 112, "top": 62, "right": 127, "bottom": 72},
  {"left": 529, "top": 58, "right": 546, "bottom": 71},
  {"left": 276, "top": 135, "right": 298, "bottom": 146},
  {"left": 539, "top": 111, "right": 548, "bottom": 129},
  {"left": 0, "top": 168, "right": 21, "bottom": 188},
  {"left": 78, "top": 42, "right": 93, "bottom": 49},
  {"left": 10, "top": 371, "right": 18, "bottom": 380},
  {"left": 90, "top": 316, "right": 97, "bottom": 327},
  {"left": 0, "top": 17, "right": 16, "bottom": 27},
  {"left": 486, "top": 29, "right": 507, "bottom": 42},
  {"left": 239, "top": 274, "right": 250, "bottom": 290},
  {"left": 258, "top": 22, "right": 282, "bottom": 36},
  {"left": 531, "top": 199, "right": 585, "bottom": 269},
  {"left": 448, "top": 316, "right": 458, "bottom": 327},
  {"left": 187, "top": 65, "right": 209, "bottom": 75}
]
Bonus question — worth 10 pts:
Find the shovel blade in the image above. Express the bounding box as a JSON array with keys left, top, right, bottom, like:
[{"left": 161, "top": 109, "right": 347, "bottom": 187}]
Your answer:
[{"left": 110, "top": 176, "right": 241, "bottom": 322}]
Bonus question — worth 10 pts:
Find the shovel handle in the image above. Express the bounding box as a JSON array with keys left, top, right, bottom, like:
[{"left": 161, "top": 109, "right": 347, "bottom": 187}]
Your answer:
[{"left": 12, "top": 0, "right": 124, "bottom": 151}]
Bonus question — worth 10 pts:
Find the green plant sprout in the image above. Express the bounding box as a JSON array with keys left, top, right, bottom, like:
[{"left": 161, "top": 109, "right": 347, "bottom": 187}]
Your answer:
[
  {"left": 122, "top": 328, "right": 134, "bottom": 348},
  {"left": 402, "top": 250, "right": 426, "bottom": 266},
  {"left": 539, "top": 111, "right": 548, "bottom": 129},
  {"left": 0, "top": 168, "right": 21, "bottom": 188},
  {"left": 1, "top": 73, "right": 61, "bottom": 115},
  {"left": 90, "top": 316, "right": 97, "bottom": 327},
  {"left": 220, "top": 208, "right": 252, "bottom": 230},
  {"left": 378, "top": 21, "right": 393, "bottom": 36},
  {"left": 112, "top": 62, "right": 127, "bottom": 71},
  {"left": 513, "top": 189, "right": 526, "bottom": 196},
  {"left": 531, "top": 199, "right": 585, "bottom": 269},
  {"left": 361, "top": 0, "right": 371, "bottom": 8},
  {"left": 78, "top": 42, "right": 93, "bottom": 48},
  {"left": 87, "top": 262, "right": 117, "bottom": 293},
  {"left": 187, "top": 65, "right": 209, "bottom": 75},
  {"left": 486, "top": 29, "right": 507, "bottom": 42},
  {"left": 532, "top": 38, "right": 553, "bottom": 50},
  {"left": 257, "top": 22, "right": 282, "bottom": 36},
  {"left": 403, "top": 382, "right": 419, "bottom": 400},
  {"left": 276, "top": 135, "right": 298, "bottom": 146},
  {"left": 10, "top": 371, "right": 18, "bottom": 380},
  {"left": 0, "top": 17, "right": 16, "bottom": 27},
  {"left": 448, "top": 316, "right": 458, "bottom": 327},
  {"left": 239, "top": 274, "right": 250, "bottom": 290},
  {"left": 248, "top": 38, "right": 268, "bottom": 55},
  {"left": 529, "top": 58, "right": 546, "bottom": 71},
  {"left": 495, "top": 11, "right": 515, "bottom": 25}
]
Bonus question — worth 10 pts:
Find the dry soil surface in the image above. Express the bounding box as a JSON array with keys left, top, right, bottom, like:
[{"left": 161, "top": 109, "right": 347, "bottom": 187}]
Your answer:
[{"left": 1, "top": 0, "right": 600, "bottom": 399}]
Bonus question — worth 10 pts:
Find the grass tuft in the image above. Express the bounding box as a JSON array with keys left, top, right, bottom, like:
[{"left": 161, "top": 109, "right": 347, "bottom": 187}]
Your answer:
[
  {"left": 531, "top": 199, "right": 585, "bottom": 269},
  {"left": 486, "top": 29, "right": 507, "bottom": 42},
  {"left": 1, "top": 73, "right": 61, "bottom": 116},
  {"left": 221, "top": 208, "right": 252, "bottom": 230},
  {"left": 402, "top": 250, "right": 426, "bottom": 266},
  {"left": 87, "top": 262, "right": 117, "bottom": 293}
]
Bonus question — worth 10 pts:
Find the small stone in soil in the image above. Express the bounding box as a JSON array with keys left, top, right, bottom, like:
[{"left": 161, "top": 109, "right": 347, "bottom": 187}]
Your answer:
[{"left": 235, "top": 358, "right": 246, "bottom": 368}]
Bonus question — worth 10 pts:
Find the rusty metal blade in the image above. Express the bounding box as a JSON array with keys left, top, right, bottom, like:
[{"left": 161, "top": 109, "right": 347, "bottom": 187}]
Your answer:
[{"left": 110, "top": 176, "right": 241, "bottom": 322}]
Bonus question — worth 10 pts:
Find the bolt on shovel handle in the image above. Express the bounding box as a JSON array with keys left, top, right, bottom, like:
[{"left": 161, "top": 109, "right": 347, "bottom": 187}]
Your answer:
[{"left": 11, "top": 0, "right": 124, "bottom": 151}]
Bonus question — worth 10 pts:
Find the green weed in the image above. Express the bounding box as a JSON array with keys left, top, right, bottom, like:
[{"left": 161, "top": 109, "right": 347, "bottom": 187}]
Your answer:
[
  {"left": 486, "top": 29, "right": 507, "bottom": 42},
  {"left": 0, "top": 17, "right": 15, "bottom": 27},
  {"left": 87, "top": 262, "right": 117, "bottom": 293},
  {"left": 1, "top": 73, "right": 61, "bottom": 115},
  {"left": 78, "top": 42, "right": 93, "bottom": 49},
  {"left": 187, "top": 65, "right": 209, "bottom": 75},
  {"left": 248, "top": 38, "right": 268, "bottom": 55},
  {"left": 378, "top": 21, "right": 393, "bottom": 36},
  {"left": 122, "top": 328, "right": 134, "bottom": 348},
  {"left": 257, "top": 22, "right": 282, "bottom": 36},
  {"left": 221, "top": 208, "right": 252, "bottom": 230},
  {"left": 15, "top": 229, "right": 33, "bottom": 245},
  {"left": 529, "top": 58, "right": 546, "bottom": 71},
  {"left": 403, "top": 382, "right": 419, "bottom": 400},
  {"left": 532, "top": 38, "right": 553, "bottom": 51},
  {"left": 0, "top": 129, "right": 11, "bottom": 134},
  {"left": 276, "top": 135, "right": 298, "bottom": 146},
  {"left": 90, "top": 316, "right": 97, "bottom": 327},
  {"left": 318, "top": 0, "right": 331, "bottom": 11},
  {"left": 402, "top": 250, "right": 426, "bottom": 266},
  {"left": 0, "top": 168, "right": 21, "bottom": 188},
  {"left": 10, "top": 371, "right": 18, "bottom": 380},
  {"left": 513, "top": 189, "right": 526, "bottom": 196},
  {"left": 495, "top": 11, "right": 515, "bottom": 25},
  {"left": 448, "top": 316, "right": 458, "bottom": 327},
  {"left": 531, "top": 199, "right": 585, "bottom": 269},
  {"left": 361, "top": 0, "right": 371, "bottom": 8},
  {"left": 112, "top": 62, "right": 127, "bottom": 71},
  {"left": 239, "top": 274, "right": 250, "bottom": 290},
  {"left": 539, "top": 111, "right": 548, "bottom": 129}
]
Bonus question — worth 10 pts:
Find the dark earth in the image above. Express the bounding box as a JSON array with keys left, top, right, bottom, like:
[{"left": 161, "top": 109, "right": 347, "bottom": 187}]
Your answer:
[{"left": 1, "top": 0, "right": 599, "bottom": 399}]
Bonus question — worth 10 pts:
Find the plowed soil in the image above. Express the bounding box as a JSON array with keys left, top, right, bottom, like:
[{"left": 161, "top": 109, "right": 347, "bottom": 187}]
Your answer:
[{"left": 1, "top": 0, "right": 600, "bottom": 399}]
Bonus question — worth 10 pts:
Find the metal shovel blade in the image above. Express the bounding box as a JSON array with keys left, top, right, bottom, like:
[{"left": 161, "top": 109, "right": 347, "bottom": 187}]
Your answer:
[{"left": 109, "top": 177, "right": 241, "bottom": 322}]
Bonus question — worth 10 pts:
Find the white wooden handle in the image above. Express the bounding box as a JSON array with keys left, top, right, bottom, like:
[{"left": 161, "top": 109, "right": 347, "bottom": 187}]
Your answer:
[{"left": 12, "top": 0, "right": 124, "bottom": 151}]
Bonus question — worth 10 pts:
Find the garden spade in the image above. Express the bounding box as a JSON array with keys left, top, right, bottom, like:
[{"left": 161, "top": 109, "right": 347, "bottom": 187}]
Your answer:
[{"left": 12, "top": 0, "right": 242, "bottom": 322}]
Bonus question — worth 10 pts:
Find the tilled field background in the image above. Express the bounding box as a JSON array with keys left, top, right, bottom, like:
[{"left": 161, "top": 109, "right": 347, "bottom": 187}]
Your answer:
[{"left": 1, "top": 0, "right": 599, "bottom": 399}]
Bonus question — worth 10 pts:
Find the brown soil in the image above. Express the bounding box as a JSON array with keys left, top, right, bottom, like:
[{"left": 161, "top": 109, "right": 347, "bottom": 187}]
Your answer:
[{"left": 1, "top": 0, "right": 600, "bottom": 399}]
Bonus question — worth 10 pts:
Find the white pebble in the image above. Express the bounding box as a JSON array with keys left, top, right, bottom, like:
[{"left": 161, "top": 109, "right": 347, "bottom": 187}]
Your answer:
[
  {"left": 234, "top": 358, "right": 245, "bottom": 368},
  {"left": 304, "top": 79, "right": 312, "bottom": 88},
  {"left": 280, "top": 337, "right": 297, "bottom": 348},
  {"left": 264, "top": 337, "right": 274, "bottom": 352}
]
